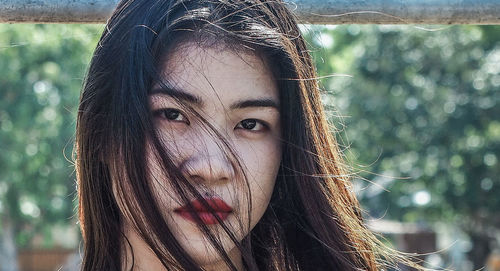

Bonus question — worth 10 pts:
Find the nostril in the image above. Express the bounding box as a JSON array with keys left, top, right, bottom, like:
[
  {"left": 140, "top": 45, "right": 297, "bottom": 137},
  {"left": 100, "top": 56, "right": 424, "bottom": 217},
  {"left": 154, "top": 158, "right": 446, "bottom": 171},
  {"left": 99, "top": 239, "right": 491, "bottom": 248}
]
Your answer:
[
  {"left": 188, "top": 173, "right": 231, "bottom": 185},
  {"left": 179, "top": 151, "right": 236, "bottom": 185},
  {"left": 189, "top": 175, "right": 205, "bottom": 183}
]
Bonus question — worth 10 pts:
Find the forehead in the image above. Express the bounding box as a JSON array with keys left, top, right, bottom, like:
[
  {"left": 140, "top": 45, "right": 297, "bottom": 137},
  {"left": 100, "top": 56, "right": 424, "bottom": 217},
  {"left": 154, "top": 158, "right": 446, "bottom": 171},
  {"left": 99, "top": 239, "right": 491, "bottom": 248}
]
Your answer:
[{"left": 157, "top": 43, "right": 279, "bottom": 104}]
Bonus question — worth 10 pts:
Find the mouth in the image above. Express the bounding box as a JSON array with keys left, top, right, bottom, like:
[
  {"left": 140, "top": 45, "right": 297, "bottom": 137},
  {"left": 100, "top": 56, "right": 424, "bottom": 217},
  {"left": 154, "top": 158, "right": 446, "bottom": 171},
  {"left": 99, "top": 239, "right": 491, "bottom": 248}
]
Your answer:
[{"left": 174, "top": 196, "right": 233, "bottom": 225}]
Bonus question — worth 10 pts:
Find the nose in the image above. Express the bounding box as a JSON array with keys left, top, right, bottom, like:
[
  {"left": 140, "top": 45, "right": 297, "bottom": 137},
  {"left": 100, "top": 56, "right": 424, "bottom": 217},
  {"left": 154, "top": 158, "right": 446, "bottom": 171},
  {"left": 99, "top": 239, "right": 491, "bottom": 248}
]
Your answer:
[{"left": 179, "top": 140, "right": 235, "bottom": 185}]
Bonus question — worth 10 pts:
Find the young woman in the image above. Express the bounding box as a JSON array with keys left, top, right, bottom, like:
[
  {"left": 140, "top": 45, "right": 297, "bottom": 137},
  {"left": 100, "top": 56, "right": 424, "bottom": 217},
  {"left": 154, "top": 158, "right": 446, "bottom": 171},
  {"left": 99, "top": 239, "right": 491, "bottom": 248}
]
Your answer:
[{"left": 76, "top": 0, "right": 420, "bottom": 270}]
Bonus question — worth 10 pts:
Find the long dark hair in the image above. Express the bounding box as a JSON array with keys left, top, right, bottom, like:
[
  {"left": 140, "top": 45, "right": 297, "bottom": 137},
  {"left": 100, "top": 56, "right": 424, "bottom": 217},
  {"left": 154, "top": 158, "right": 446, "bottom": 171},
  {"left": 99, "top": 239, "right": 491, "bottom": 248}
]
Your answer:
[{"left": 76, "top": 0, "right": 420, "bottom": 270}]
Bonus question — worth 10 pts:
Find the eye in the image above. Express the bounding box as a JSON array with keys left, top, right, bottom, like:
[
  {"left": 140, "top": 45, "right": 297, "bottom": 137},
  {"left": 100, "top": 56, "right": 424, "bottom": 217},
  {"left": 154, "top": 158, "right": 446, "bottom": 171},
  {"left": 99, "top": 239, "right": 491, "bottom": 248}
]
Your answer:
[
  {"left": 235, "top": 119, "right": 267, "bottom": 132},
  {"left": 153, "top": 108, "right": 190, "bottom": 124}
]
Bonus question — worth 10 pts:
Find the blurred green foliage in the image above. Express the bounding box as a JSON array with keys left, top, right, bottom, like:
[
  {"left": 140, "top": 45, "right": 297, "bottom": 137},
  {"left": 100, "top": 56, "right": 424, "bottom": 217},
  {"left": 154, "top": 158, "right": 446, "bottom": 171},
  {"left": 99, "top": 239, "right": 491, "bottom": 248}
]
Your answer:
[
  {"left": 0, "top": 24, "right": 498, "bottom": 268},
  {"left": 306, "top": 24, "right": 500, "bottom": 267},
  {"left": 0, "top": 24, "right": 101, "bottom": 248}
]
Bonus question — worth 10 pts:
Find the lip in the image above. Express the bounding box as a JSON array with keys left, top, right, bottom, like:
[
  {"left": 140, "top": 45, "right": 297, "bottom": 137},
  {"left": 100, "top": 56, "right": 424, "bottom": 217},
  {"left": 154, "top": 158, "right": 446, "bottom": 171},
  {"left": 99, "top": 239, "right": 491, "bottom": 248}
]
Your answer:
[{"left": 174, "top": 197, "right": 233, "bottom": 225}]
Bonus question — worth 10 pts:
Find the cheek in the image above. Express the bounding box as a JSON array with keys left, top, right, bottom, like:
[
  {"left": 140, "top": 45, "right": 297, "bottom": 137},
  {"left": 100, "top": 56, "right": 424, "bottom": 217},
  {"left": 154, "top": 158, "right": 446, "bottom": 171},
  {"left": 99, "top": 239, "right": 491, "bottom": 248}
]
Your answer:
[
  {"left": 237, "top": 138, "right": 281, "bottom": 223},
  {"left": 144, "top": 142, "right": 181, "bottom": 212}
]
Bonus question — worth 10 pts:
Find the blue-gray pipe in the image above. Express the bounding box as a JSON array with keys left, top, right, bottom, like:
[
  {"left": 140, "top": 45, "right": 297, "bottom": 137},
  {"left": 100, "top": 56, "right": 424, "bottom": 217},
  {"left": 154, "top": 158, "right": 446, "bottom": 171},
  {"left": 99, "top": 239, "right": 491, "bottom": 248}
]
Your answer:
[{"left": 0, "top": 0, "right": 499, "bottom": 24}]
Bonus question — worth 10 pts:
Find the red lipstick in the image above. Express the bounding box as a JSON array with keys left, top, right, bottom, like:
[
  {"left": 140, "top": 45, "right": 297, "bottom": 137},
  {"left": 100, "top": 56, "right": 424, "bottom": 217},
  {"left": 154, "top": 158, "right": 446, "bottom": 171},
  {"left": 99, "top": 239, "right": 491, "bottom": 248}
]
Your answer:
[{"left": 174, "top": 197, "right": 233, "bottom": 225}]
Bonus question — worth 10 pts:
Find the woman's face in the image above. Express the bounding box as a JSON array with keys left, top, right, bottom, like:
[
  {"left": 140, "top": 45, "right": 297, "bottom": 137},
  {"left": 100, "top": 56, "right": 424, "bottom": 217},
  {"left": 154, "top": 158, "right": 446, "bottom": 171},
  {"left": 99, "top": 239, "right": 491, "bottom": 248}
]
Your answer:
[{"left": 123, "top": 44, "right": 282, "bottom": 270}]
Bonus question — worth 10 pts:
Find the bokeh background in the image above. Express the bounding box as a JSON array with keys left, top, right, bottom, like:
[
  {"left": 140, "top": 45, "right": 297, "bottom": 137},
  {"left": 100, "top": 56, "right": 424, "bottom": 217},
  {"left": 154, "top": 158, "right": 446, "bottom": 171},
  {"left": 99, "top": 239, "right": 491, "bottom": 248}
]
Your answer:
[{"left": 0, "top": 24, "right": 499, "bottom": 270}]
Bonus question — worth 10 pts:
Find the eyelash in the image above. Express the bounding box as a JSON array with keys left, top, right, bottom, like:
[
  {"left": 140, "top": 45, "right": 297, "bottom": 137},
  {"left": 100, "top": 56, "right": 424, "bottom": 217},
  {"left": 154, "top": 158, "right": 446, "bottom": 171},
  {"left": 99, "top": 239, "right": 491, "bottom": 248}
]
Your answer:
[
  {"left": 235, "top": 119, "right": 268, "bottom": 132},
  {"left": 152, "top": 108, "right": 269, "bottom": 132},
  {"left": 153, "top": 108, "right": 190, "bottom": 124}
]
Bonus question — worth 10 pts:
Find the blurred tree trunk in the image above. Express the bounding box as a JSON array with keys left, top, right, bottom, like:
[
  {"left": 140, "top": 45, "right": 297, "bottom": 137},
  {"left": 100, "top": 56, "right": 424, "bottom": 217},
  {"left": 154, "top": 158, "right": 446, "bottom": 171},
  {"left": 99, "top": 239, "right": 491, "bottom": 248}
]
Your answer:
[
  {"left": 467, "top": 230, "right": 492, "bottom": 270},
  {"left": 0, "top": 216, "right": 19, "bottom": 271}
]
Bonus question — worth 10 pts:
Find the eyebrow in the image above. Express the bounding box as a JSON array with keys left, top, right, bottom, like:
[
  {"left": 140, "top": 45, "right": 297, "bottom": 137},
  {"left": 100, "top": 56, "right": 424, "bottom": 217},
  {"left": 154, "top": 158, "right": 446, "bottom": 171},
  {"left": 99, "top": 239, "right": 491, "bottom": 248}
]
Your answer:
[
  {"left": 150, "top": 86, "right": 203, "bottom": 105},
  {"left": 229, "top": 99, "right": 280, "bottom": 110},
  {"left": 150, "top": 86, "right": 279, "bottom": 110}
]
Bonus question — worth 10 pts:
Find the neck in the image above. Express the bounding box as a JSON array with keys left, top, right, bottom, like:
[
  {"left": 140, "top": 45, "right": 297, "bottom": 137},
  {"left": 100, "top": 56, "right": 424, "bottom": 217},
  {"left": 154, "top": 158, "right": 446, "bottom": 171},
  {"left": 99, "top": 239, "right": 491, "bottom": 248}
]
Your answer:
[{"left": 121, "top": 224, "right": 246, "bottom": 271}]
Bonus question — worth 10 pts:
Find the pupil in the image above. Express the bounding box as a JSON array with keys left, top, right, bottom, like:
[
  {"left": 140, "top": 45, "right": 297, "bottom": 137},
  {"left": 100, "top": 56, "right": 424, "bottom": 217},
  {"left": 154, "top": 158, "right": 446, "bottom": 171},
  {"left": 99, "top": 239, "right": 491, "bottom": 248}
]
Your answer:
[
  {"left": 242, "top": 119, "right": 256, "bottom": 129},
  {"left": 165, "top": 110, "right": 179, "bottom": 120}
]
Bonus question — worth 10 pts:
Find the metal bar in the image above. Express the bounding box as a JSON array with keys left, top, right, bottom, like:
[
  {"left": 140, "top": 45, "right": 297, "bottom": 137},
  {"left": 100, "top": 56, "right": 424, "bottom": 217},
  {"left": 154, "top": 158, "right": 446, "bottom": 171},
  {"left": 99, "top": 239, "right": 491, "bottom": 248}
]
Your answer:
[
  {"left": 291, "top": 0, "right": 500, "bottom": 24},
  {"left": 0, "top": 0, "right": 499, "bottom": 24},
  {"left": 0, "top": 0, "right": 120, "bottom": 23}
]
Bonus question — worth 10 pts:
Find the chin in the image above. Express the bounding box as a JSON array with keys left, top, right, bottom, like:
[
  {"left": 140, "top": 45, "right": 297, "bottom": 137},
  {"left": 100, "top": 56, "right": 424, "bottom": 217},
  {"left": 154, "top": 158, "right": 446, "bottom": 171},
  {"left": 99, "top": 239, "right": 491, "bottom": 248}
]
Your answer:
[
  {"left": 181, "top": 233, "right": 240, "bottom": 266},
  {"left": 169, "top": 214, "right": 241, "bottom": 260}
]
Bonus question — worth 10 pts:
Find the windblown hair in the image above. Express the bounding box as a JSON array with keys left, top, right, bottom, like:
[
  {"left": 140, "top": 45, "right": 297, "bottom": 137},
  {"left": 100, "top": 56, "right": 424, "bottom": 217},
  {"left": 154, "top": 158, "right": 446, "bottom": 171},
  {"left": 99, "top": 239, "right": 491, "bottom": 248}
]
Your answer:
[{"left": 76, "top": 0, "right": 421, "bottom": 270}]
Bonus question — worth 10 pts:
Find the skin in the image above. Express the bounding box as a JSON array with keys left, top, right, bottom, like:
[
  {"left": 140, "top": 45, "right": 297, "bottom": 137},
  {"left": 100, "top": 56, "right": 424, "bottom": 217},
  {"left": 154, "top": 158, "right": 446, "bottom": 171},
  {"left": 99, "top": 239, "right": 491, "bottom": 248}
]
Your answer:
[{"left": 120, "top": 44, "right": 282, "bottom": 270}]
